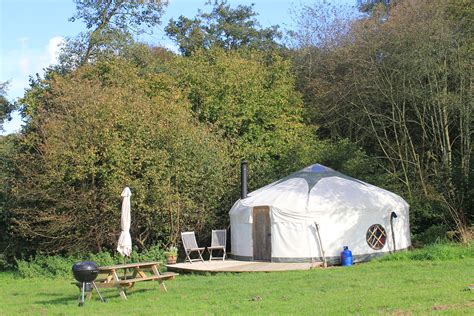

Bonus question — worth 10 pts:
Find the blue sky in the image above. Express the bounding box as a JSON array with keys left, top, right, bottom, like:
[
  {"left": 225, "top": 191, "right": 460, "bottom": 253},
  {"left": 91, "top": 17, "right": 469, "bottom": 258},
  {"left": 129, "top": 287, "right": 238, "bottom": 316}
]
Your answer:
[{"left": 0, "top": 0, "right": 355, "bottom": 134}]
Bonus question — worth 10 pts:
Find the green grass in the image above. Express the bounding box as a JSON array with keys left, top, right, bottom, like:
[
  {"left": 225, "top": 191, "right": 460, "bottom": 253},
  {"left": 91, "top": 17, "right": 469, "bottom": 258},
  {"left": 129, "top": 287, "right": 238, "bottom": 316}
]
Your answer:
[{"left": 0, "top": 250, "right": 473, "bottom": 314}]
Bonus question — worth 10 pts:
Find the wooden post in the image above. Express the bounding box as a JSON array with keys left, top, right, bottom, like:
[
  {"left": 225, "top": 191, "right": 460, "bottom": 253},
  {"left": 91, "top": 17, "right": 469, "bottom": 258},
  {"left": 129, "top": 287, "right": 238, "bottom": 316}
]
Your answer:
[{"left": 314, "top": 222, "right": 327, "bottom": 268}]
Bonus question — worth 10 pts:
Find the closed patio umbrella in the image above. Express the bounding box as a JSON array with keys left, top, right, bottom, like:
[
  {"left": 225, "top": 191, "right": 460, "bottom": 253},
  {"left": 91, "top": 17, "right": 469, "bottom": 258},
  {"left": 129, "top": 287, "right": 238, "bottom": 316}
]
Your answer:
[{"left": 117, "top": 187, "right": 132, "bottom": 257}]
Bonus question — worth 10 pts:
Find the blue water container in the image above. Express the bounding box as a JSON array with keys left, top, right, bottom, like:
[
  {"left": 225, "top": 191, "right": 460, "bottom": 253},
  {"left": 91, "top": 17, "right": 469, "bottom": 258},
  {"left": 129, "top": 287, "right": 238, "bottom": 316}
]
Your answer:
[{"left": 341, "top": 246, "right": 353, "bottom": 266}]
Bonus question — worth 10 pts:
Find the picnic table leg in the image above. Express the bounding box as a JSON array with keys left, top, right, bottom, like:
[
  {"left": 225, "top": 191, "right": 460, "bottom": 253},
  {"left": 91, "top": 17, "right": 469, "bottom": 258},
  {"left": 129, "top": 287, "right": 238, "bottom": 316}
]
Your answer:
[
  {"left": 112, "top": 270, "right": 127, "bottom": 300},
  {"left": 118, "top": 285, "right": 127, "bottom": 300},
  {"left": 106, "top": 272, "right": 114, "bottom": 283},
  {"left": 126, "top": 267, "right": 146, "bottom": 290},
  {"left": 151, "top": 265, "right": 160, "bottom": 276},
  {"left": 137, "top": 269, "right": 147, "bottom": 278},
  {"left": 151, "top": 264, "right": 167, "bottom": 292},
  {"left": 159, "top": 280, "right": 167, "bottom": 292}
]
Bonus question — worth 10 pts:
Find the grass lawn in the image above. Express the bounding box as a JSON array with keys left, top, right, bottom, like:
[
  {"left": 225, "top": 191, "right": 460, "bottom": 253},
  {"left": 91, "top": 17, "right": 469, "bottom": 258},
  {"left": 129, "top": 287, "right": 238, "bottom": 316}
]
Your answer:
[{"left": 0, "top": 257, "right": 473, "bottom": 315}]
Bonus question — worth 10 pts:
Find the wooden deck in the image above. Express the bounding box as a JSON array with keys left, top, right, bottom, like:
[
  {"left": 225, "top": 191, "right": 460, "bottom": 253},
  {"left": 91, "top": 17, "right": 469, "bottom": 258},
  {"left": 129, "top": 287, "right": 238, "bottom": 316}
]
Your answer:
[{"left": 166, "top": 259, "right": 313, "bottom": 273}]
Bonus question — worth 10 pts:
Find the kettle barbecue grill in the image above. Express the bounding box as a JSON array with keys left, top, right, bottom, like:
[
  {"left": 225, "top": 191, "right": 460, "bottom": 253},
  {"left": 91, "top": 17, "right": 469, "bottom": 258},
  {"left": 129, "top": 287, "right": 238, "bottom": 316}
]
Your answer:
[{"left": 72, "top": 261, "right": 106, "bottom": 306}]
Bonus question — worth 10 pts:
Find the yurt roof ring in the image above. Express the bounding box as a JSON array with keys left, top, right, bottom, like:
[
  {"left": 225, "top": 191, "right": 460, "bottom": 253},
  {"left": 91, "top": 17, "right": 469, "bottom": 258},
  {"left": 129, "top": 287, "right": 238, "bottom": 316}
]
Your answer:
[{"left": 273, "top": 164, "right": 368, "bottom": 193}]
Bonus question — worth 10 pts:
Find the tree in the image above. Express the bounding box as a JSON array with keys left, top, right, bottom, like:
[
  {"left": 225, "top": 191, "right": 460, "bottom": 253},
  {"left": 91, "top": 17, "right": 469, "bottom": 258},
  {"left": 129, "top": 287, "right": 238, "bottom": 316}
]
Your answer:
[
  {"left": 357, "top": 0, "right": 392, "bottom": 13},
  {"left": 0, "top": 82, "right": 16, "bottom": 131},
  {"left": 292, "top": 0, "right": 473, "bottom": 241},
  {"left": 4, "top": 58, "right": 232, "bottom": 255},
  {"left": 169, "top": 48, "right": 318, "bottom": 189},
  {"left": 0, "top": 134, "right": 17, "bottom": 264},
  {"left": 65, "top": 0, "right": 167, "bottom": 66},
  {"left": 165, "top": 0, "right": 281, "bottom": 56}
]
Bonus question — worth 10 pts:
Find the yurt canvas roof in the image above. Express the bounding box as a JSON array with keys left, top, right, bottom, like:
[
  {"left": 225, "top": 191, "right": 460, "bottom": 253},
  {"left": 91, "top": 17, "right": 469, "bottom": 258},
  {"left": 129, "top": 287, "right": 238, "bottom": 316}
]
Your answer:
[{"left": 230, "top": 164, "right": 407, "bottom": 222}]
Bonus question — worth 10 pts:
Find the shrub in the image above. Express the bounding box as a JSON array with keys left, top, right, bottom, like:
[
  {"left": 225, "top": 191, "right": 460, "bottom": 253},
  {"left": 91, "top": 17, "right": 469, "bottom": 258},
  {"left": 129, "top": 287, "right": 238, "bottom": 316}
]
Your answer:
[
  {"left": 16, "top": 254, "right": 79, "bottom": 278},
  {"left": 379, "top": 242, "right": 473, "bottom": 262},
  {"left": 129, "top": 244, "right": 166, "bottom": 263},
  {"left": 15, "top": 244, "right": 166, "bottom": 278},
  {"left": 0, "top": 253, "right": 14, "bottom": 270},
  {"left": 412, "top": 225, "right": 448, "bottom": 246}
]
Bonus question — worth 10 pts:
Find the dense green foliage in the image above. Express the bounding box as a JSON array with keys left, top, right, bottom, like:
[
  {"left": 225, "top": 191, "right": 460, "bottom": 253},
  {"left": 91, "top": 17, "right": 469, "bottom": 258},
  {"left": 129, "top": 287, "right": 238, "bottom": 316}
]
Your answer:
[
  {"left": 169, "top": 48, "right": 318, "bottom": 187},
  {"left": 3, "top": 59, "right": 232, "bottom": 256},
  {"left": 1, "top": 244, "right": 473, "bottom": 314},
  {"left": 0, "top": 0, "right": 472, "bottom": 263},
  {"left": 292, "top": 0, "right": 473, "bottom": 240}
]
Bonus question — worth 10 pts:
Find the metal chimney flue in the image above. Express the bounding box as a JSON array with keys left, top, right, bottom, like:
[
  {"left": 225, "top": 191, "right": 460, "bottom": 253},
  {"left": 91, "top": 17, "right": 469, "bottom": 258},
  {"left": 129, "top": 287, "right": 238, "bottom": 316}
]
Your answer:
[{"left": 240, "top": 161, "right": 248, "bottom": 199}]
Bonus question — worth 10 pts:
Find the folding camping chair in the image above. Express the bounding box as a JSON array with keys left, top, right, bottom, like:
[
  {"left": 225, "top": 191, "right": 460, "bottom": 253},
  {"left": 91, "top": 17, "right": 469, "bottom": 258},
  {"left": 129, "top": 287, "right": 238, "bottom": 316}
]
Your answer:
[
  {"left": 207, "top": 229, "right": 227, "bottom": 261},
  {"left": 181, "top": 231, "right": 205, "bottom": 263}
]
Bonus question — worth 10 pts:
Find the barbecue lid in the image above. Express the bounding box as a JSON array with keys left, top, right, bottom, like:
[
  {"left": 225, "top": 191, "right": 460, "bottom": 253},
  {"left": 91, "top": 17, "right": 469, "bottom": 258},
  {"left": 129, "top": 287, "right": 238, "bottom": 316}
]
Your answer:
[{"left": 72, "top": 261, "right": 98, "bottom": 272}]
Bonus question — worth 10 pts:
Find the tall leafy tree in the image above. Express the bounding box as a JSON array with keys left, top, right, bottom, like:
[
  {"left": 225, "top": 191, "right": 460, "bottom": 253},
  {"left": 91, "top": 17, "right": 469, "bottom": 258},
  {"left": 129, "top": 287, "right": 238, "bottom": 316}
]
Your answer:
[
  {"left": 292, "top": 0, "right": 473, "bottom": 241},
  {"left": 170, "top": 48, "right": 317, "bottom": 189},
  {"left": 165, "top": 0, "right": 282, "bottom": 56},
  {"left": 64, "top": 0, "right": 167, "bottom": 66}
]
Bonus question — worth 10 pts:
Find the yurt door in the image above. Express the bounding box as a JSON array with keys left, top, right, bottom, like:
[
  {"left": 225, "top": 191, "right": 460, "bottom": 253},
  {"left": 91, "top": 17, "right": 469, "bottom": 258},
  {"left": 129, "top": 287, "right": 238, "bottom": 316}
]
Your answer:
[{"left": 252, "top": 206, "right": 271, "bottom": 261}]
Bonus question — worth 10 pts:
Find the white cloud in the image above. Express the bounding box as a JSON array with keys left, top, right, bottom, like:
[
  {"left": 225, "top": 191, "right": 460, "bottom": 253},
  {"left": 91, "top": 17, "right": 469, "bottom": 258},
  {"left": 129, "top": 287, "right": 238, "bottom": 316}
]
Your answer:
[
  {"left": 47, "top": 36, "right": 65, "bottom": 65},
  {"left": 1, "top": 36, "right": 65, "bottom": 98},
  {"left": 1, "top": 36, "right": 65, "bottom": 135},
  {"left": 2, "top": 112, "right": 23, "bottom": 134},
  {"left": 161, "top": 40, "right": 179, "bottom": 54}
]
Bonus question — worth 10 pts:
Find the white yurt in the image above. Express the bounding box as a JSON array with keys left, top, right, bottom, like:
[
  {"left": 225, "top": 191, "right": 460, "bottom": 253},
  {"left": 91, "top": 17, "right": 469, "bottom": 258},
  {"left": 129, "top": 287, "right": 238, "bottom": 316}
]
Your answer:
[{"left": 229, "top": 164, "right": 411, "bottom": 264}]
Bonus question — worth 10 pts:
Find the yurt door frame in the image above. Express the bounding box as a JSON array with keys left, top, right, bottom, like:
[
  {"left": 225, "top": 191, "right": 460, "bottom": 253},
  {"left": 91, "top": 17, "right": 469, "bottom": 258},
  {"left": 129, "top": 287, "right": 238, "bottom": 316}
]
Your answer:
[{"left": 252, "top": 206, "right": 271, "bottom": 261}]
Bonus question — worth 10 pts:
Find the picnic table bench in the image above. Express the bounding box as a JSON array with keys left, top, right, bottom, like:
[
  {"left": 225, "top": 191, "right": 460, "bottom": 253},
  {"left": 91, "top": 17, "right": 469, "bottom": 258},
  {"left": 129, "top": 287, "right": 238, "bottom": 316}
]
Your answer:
[{"left": 93, "top": 261, "right": 177, "bottom": 300}]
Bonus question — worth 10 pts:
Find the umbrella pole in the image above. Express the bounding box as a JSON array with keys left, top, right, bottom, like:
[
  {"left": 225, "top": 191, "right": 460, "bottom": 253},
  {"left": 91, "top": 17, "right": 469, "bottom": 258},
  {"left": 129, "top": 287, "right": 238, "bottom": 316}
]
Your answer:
[{"left": 123, "top": 256, "right": 127, "bottom": 280}]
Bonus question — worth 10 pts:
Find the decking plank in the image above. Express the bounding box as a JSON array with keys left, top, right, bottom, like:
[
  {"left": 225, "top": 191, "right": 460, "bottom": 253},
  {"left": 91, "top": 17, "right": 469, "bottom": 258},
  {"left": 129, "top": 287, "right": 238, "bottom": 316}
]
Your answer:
[{"left": 166, "top": 259, "right": 311, "bottom": 273}]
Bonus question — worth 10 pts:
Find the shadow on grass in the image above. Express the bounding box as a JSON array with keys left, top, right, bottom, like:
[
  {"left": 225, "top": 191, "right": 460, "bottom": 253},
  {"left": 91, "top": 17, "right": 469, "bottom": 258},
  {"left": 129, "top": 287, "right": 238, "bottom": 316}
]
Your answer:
[
  {"left": 35, "top": 288, "right": 151, "bottom": 305},
  {"left": 35, "top": 295, "right": 78, "bottom": 305}
]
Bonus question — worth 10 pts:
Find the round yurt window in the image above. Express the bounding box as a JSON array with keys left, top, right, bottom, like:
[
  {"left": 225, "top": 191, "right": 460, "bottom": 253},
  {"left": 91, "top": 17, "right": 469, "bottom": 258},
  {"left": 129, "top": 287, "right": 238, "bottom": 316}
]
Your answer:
[{"left": 366, "top": 224, "right": 387, "bottom": 250}]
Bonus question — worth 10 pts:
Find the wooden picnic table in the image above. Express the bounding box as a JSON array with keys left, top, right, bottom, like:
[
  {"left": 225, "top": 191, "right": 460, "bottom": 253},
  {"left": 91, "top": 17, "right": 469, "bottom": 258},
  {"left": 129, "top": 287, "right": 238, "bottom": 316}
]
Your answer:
[{"left": 95, "top": 261, "right": 177, "bottom": 300}]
